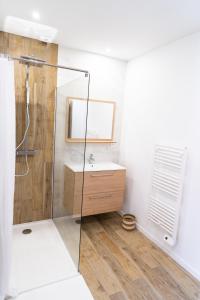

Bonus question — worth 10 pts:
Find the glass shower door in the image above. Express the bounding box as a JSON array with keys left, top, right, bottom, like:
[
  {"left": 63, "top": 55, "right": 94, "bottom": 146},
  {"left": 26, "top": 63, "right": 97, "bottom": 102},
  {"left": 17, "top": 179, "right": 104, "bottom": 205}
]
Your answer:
[{"left": 53, "top": 69, "right": 89, "bottom": 273}]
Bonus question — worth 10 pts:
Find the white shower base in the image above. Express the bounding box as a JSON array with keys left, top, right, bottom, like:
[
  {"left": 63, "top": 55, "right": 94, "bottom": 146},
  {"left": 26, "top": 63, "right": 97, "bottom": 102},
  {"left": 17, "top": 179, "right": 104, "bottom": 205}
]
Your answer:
[
  {"left": 11, "top": 220, "right": 77, "bottom": 293},
  {"left": 16, "top": 275, "right": 94, "bottom": 300}
]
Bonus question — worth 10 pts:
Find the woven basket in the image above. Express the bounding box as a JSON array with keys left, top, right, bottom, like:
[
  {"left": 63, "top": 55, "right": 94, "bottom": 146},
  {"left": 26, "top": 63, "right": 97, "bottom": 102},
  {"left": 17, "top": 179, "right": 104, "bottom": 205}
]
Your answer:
[{"left": 121, "top": 214, "right": 136, "bottom": 231}]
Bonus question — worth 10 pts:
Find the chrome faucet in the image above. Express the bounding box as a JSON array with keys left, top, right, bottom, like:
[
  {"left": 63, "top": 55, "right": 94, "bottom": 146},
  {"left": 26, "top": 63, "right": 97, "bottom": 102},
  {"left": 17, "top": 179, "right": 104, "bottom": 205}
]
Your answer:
[{"left": 88, "top": 153, "right": 95, "bottom": 165}]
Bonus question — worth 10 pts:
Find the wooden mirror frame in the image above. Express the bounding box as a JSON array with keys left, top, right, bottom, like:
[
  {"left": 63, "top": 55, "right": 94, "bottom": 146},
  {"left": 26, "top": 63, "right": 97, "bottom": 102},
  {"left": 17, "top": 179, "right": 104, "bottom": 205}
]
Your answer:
[{"left": 66, "top": 97, "right": 116, "bottom": 143}]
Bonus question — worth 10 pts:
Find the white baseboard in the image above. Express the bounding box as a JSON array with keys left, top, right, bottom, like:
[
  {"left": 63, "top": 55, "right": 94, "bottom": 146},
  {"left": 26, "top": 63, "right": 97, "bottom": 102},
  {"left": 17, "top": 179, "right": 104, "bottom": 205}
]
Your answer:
[{"left": 136, "top": 223, "right": 200, "bottom": 281}]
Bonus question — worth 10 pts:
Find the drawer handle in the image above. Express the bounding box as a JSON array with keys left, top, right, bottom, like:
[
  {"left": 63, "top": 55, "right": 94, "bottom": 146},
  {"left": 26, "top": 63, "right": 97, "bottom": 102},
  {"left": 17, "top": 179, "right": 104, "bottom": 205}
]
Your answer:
[
  {"left": 90, "top": 173, "right": 114, "bottom": 178},
  {"left": 89, "top": 194, "right": 112, "bottom": 200}
]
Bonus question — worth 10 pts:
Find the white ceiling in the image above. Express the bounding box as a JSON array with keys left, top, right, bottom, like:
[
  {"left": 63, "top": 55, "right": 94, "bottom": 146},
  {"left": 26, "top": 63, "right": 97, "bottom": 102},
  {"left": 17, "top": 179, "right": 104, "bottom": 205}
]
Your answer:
[{"left": 1, "top": 0, "right": 200, "bottom": 61}]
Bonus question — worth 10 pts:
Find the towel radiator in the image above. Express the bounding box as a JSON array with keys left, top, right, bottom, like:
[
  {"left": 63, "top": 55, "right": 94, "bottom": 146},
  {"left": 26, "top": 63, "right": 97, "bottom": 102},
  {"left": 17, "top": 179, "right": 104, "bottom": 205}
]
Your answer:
[{"left": 148, "top": 145, "right": 187, "bottom": 246}]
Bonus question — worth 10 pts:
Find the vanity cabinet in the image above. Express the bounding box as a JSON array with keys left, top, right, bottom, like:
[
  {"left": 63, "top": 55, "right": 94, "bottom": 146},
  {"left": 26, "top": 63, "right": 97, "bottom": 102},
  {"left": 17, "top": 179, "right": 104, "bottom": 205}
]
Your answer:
[{"left": 64, "top": 164, "right": 126, "bottom": 216}]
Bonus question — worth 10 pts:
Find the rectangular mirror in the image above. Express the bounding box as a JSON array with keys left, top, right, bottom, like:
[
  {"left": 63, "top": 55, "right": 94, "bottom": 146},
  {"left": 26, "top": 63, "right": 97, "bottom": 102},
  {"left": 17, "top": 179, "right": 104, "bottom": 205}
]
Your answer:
[{"left": 66, "top": 97, "right": 116, "bottom": 143}]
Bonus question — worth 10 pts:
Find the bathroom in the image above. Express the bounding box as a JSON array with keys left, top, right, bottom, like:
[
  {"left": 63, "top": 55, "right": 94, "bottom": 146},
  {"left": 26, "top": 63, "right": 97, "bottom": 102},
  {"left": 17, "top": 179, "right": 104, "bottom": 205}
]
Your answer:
[{"left": 0, "top": 1, "right": 200, "bottom": 299}]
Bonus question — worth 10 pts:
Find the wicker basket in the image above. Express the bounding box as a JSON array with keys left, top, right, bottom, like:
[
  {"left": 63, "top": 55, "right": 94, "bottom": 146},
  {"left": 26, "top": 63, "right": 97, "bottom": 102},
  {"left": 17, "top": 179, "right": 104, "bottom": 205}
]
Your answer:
[{"left": 121, "top": 214, "right": 136, "bottom": 231}]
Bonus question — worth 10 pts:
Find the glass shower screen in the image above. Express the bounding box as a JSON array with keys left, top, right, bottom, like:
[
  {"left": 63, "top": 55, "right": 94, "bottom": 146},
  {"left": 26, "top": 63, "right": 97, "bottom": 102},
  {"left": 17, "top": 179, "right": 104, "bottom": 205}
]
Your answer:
[{"left": 53, "top": 69, "right": 89, "bottom": 273}]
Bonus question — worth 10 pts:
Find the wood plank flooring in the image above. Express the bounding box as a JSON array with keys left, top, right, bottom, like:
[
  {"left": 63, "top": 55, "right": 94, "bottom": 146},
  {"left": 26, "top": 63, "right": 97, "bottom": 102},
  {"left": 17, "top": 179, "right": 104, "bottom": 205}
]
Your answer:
[{"left": 80, "top": 213, "right": 200, "bottom": 300}]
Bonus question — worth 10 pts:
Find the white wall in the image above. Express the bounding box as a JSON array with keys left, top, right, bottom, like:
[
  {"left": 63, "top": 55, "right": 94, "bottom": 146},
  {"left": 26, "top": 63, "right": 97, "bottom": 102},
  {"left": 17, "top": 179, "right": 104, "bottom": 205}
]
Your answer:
[
  {"left": 57, "top": 47, "right": 127, "bottom": 162},
  {"left": 54, "top": 47, "right": 126, "bottom": 217},
  {"left": 120, "top": 32, "right": 200, "bottom": 280}
]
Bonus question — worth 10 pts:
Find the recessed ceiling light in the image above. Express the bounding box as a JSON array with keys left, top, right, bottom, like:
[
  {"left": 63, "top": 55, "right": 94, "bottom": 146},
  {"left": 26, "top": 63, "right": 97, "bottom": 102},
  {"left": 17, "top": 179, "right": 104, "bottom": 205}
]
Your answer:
[
  {"left": 32, "top": 11, "right": 40, "bottom": 20},
  {"left": 106, "top": 48, "right": 111, "bottom": 53}
]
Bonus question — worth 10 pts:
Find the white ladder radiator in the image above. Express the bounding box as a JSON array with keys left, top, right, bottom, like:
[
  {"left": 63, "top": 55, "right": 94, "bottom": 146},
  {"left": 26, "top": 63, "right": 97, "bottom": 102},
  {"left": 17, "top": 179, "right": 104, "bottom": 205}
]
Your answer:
[{"left": 148, "top": 145, "right": 187, "bottom": 246}]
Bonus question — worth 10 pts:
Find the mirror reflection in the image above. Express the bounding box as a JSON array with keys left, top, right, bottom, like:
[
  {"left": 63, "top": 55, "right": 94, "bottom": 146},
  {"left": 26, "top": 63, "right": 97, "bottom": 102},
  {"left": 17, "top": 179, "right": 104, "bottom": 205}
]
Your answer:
[{"left": 67, "top": 97, "right": 115, "bottom": 142}]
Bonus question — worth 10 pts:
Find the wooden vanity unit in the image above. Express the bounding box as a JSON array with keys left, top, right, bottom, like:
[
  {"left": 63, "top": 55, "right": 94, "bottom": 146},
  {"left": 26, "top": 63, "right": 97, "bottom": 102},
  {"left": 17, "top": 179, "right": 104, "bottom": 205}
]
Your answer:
[{"left": 64, "top": 163, "right": 126, "bottom": 216}]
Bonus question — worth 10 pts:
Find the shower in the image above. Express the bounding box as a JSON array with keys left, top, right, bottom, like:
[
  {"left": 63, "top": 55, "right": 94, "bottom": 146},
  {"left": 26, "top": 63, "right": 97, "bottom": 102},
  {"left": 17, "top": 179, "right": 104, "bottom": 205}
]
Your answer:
[
  {"left": 13, "top": 54, "right": 89, "bottom": 178},
  {"left": 15, "top": 56, "right": 47, "bottom": 177},
  {"left": 0, "top": 43, "right": 90, "bottom": 298}
]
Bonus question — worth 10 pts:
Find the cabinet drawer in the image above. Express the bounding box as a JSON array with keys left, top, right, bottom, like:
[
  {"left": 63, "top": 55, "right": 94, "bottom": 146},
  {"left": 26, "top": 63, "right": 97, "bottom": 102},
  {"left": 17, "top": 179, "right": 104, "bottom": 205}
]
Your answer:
[
  {"left": 83, "top": 170, "right": 125, "bottom": 194},
  {"left": 82, "top": 190, "right": 124, "bottom": 216}
]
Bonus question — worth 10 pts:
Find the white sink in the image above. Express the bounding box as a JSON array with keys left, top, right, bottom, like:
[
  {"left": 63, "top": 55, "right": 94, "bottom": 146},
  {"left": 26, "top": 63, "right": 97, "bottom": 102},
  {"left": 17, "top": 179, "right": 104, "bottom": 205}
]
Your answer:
[{"left": 65, "top": 162, "right": 126, "bottom": 172}]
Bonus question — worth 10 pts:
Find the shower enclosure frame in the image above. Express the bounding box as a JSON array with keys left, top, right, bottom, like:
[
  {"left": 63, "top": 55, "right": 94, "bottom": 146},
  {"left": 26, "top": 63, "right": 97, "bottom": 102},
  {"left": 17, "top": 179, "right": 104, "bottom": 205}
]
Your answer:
[
  {"left": 0, "top": 53, "right": 89, "bottom": 74},
  {"left": 1, "top": 51, "right": 90, "bottom": 273}
]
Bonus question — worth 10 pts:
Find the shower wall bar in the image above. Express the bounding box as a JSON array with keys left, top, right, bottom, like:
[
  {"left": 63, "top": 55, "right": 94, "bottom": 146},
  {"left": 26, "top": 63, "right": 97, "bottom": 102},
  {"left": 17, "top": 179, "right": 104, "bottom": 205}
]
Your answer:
[{"left": 0, "top": 53, "right": 89, "bottom": 74}]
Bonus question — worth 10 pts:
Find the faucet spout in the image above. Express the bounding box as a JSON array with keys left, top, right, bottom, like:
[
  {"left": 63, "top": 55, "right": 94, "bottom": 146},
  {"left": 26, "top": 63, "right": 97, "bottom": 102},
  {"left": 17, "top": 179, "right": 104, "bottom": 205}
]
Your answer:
[{"left": 88, "top": 153, "right": 95, "bottom": 165}]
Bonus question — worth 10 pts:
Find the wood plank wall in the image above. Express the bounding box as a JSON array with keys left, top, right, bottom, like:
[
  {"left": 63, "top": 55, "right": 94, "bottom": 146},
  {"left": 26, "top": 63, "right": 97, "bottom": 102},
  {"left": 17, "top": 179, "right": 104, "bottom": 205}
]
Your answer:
[{"left": 0, "top": 31, "right": 58, "bottom": 224}]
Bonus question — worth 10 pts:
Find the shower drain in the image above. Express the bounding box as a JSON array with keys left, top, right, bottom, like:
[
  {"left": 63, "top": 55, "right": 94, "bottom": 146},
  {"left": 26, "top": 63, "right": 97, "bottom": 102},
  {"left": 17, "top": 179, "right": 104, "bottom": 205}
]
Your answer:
[{"left": 22, "top": 229, "right": 32, "bottom": 234}]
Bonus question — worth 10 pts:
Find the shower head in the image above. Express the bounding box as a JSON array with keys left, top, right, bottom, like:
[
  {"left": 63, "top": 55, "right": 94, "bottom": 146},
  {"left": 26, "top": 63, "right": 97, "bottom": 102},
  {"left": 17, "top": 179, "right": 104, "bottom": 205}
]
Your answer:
[{"left": 19, "top": 55, "right": 46, "bottom": 67}]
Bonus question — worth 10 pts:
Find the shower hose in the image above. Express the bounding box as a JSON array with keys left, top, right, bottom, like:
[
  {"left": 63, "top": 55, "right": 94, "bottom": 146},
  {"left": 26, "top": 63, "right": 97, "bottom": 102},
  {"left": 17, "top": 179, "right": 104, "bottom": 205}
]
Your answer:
[{"left": 15, "top": 65, "right": 30, "bottom": 177}]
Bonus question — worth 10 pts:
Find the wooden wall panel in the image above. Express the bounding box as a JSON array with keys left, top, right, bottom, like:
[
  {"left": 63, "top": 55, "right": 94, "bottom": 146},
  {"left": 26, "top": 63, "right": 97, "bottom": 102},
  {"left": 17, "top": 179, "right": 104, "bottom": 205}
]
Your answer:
[{"left": 0, "top": 31, "right": 58, "bottom": 224}]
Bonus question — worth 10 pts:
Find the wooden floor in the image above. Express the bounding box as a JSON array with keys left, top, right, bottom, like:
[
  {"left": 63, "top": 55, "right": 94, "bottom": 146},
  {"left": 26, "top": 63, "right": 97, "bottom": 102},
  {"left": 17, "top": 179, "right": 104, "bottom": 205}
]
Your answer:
[{"left": 80, "top": 213, "right": 200, "bottom": 300}]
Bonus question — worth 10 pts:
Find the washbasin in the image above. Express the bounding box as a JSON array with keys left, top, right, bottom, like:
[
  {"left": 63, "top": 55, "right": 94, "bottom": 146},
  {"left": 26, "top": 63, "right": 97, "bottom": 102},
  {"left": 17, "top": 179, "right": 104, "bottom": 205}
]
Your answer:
[
  {"left": 65, "top": 162, "right": 126, "bottom": 172},
  {"left": 84, "top": 162, "right": 126, "bottom": 172}
]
